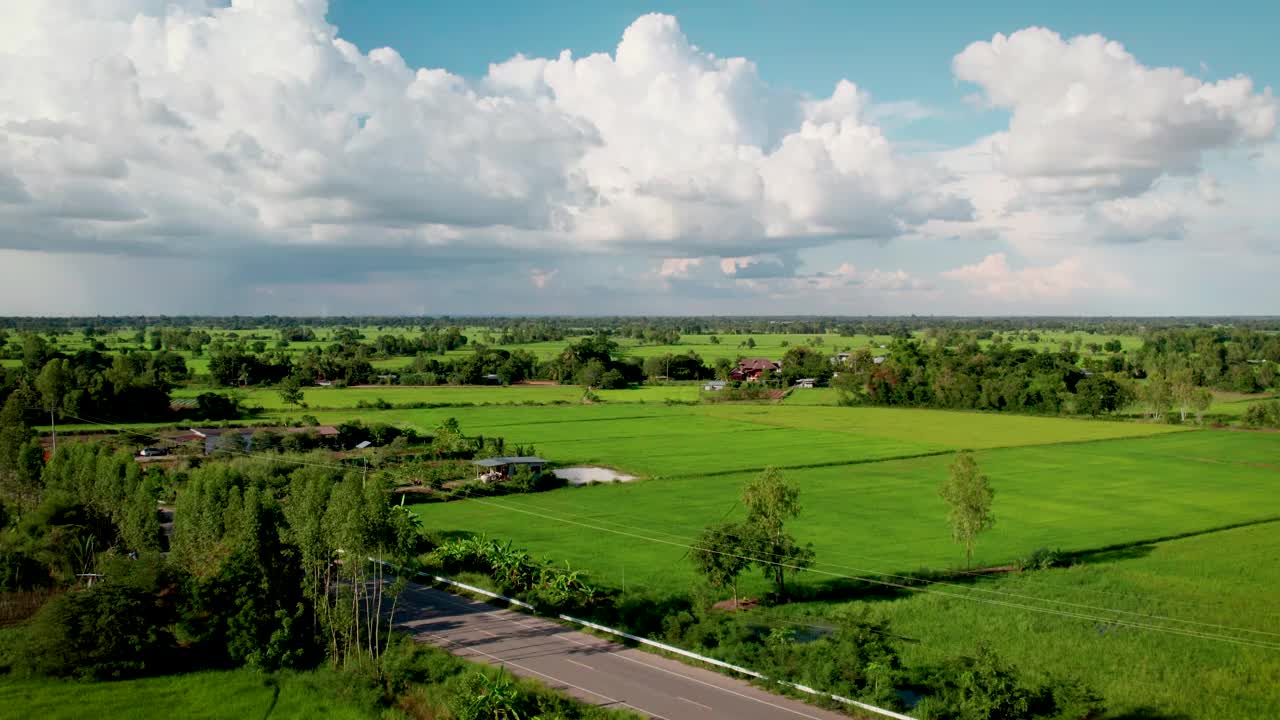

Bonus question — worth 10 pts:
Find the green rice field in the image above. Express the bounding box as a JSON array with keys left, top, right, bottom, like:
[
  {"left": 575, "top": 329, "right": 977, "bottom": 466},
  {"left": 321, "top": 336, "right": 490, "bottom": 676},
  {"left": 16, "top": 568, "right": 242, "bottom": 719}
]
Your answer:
[
  {"left": 408, "top": 404, "right": 1278, "bottom": 720},
  {"left": 282, "top": 403, "right": 1184, "bottom": 478},
  {"left": 746, "top": 520, "right": 1280, "bottom": 720},
  {"left": 0, "top": 670, "right": 379, "bottom": 720},
  {"left": 172, "top": 383, "right": 701, "bottom": 410},
  {"left": 414, "top": 429, "right": 1276, "bottom": 593}
]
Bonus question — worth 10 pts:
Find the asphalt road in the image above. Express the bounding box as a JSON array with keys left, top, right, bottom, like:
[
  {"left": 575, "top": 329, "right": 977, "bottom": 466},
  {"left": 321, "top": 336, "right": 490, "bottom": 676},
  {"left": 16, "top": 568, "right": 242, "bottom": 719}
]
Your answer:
[{"left": 394, "top": 583, "right": 855, "bottom": 720}]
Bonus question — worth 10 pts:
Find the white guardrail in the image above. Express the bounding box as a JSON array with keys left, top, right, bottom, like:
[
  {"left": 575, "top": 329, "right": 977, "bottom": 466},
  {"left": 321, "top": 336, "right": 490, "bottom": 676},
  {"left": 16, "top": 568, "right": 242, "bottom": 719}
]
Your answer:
[{"left": 377, "top": 559, "right": 914, "bottom": 720}]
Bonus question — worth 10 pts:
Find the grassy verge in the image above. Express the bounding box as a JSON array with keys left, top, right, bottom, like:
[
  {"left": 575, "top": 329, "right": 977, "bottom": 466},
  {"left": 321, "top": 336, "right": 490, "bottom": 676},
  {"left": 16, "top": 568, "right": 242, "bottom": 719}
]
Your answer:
[
  {"left": 0, "top": 669, "right": 383, "bottom": 720},
  {"left": 757, "top": 521, "right": 1280, "bottom": 720}
]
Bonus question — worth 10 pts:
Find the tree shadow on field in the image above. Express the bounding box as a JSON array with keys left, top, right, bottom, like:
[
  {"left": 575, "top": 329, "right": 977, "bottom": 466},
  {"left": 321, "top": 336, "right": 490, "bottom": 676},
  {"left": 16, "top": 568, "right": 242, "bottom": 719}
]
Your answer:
[
  {"left": 1106, "top": 706, "right": 1191, "bottom": 720},
  {"left": 1067, "top": 514, "right": 1280, "bottom": 568},
  {"left": 424, "top": 528, "right": 478, "bottom": 547},
  {"left": 793, "top": 576, "right": 921, "bottom": 604},
  {"left": 1071, "top": 543, "right": 1156, "bottom": 566}
]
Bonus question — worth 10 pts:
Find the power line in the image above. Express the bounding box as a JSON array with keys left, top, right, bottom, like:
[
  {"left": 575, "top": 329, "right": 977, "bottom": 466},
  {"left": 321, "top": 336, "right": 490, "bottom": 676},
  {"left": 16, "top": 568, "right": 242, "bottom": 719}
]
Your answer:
[
  {"left": 453, "top": 495, "right": 1280, "bottom": 651},
  {"left": 516, "top": 492, "right": 1280, "bottom": 621},
  {"left": 487, "top": 498, "right": 1280, "bottom": 642}
]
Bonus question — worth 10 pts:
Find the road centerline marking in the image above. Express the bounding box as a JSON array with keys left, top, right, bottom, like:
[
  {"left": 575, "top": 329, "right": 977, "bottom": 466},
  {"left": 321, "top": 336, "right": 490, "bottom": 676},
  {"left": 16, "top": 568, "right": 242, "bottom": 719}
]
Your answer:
[{"left": 677, "top": 696, "right": 713, "bottom": 711}]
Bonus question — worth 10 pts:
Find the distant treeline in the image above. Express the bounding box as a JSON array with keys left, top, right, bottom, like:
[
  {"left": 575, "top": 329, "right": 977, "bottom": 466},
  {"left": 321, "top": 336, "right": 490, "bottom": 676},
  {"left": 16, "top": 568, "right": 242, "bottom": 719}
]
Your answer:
[
  {"left": 2, "top": 323, "right": 1276, "bottom": 425},
  {"left": 4, "top": 315, "right": 1280, "bottom": 335},
  {"left": 834, "top": 327, "right": 1278, "bottom": 418}
]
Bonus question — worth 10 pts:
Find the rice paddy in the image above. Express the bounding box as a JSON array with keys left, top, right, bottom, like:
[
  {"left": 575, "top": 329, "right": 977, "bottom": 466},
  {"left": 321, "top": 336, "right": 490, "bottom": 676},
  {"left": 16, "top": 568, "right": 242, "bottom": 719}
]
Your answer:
[{"left": 406, "top": 400, "right": 1277, "bottom": 720}]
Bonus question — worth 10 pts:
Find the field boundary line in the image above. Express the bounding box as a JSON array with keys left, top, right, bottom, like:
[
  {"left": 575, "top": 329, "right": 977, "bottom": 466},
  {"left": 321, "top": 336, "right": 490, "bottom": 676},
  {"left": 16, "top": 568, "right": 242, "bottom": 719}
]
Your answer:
[
  {"left": 1062, "top": 516, "right": 1280, "bottom": 561},
  {"left": 670, "top": 426, "right": 1217, "bottom": 481},
  {"left": 453, "top": 501, "right": 1280, "bottom": 650},
  {"left": 681, "top": 449, "right": 957, "bottom": 478}
]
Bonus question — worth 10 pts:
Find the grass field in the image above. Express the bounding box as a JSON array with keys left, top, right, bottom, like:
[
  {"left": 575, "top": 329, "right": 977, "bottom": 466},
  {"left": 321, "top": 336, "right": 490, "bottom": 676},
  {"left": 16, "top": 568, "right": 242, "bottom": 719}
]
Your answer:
[
  {"left": 172, "top": 383, "right": 702, "bottom": 410},
  {"left": 781, "top": 388, "right": 840, "bottom": 405},
  {"left": 775, "top": 521, "right": 1280, "bottom": 719},
  {"left": 1208, "top": 391, "right": 1279, "bottom": 417},
  {"left": 414, "top": 430, "right": 1277, "bottom": 595},
  {"left": 402, "top": 396, "right": 1274, "bottom": 720},
  {"left": 0, "top": 670, "right": 380, "bottom": 720},
  {"left": 276, "top": 403, "right": 1183, "bottom": 478}
]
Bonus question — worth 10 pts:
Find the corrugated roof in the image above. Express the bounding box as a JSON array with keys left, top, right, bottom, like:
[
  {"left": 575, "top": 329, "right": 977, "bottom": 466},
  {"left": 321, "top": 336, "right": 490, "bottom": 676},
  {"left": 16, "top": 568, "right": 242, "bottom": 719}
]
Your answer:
[{"left": 472, "top": 456, "right": 546, "bottom": 467}]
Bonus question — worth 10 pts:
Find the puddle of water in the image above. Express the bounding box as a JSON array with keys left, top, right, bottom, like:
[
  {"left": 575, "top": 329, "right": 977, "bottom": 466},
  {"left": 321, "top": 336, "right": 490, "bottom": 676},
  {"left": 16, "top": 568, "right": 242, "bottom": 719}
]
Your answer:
[{"left": 554, "top": 466, "right": 638, "bottom": 486}]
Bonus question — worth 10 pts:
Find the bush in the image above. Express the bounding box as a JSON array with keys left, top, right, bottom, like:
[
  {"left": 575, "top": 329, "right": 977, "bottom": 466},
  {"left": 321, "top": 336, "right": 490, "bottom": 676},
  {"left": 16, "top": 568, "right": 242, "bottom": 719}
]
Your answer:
[
  {"left": 508, "top": 466, "right": 567, "bottom": 494},
  {"left": 1017, "top": 547, "right": 1066, "bottom": 571},
  {"left": 379, "top": 634, "right": 468, "bottom": 696},
  {"left": 15, "top": 556, "right": 181, "bottom": 679},
  {"left": 429, "top": 538, "right": 601, "bottom": 611},
  {"left": 1242, "top": 400, "right": 1280, "bottom": 428},
  {"left": 915, "top": 644, "right": 1104, "bottom": 720}
]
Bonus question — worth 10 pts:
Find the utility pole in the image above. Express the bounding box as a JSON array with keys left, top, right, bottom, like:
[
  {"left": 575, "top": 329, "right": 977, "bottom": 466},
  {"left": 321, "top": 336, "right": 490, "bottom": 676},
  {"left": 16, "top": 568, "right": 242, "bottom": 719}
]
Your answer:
[{"left": 50, "top": 410, "right": 56, "bottom": 455}]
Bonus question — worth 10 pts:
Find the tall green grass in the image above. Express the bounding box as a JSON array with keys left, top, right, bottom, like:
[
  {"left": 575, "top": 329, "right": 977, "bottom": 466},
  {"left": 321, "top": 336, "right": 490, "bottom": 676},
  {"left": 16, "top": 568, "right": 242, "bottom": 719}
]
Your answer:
[
  {"left": 0, "top": 670, "right": 381, "bottom": 720},
  {"left": 772, "top": 521, "right": 1280, "bottom": 720}
]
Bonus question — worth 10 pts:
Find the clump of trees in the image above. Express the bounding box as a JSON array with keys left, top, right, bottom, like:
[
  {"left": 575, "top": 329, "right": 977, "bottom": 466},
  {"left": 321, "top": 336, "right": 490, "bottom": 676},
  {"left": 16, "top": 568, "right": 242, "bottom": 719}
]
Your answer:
[
  {"left": 9, "top": 345, "right": 185, "bottom": 423},
  {"left": 691, "top": 468, "right": 814, "bottom": 602},
  {"left": 3, "top": 446, "right": 426, "bottom": 680},
  {"left": 833, "top": 339, "right": 1116, "bottom": 415},
  {"left": 642, "top": 351, "right": 713, "bottom": 382}
]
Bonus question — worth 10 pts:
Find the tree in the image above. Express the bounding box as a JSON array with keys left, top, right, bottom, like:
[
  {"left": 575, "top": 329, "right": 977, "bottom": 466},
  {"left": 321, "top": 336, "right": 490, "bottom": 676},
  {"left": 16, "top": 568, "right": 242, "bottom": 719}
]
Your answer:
[
  {"left": 598, "top": 369, "right": 628, "bottom": 389},
  {"left": 1139, "top": 371, "right": 1174, "bottom": 421},
  {"left": 0, "top": 390, "right": 35, "bottom": 488},
  {"left": 576, "top": 359, "right": 606, "bottom": 388},
  {"left": 278, "top": 376, "right": 304, "bottom": 409},
  {"left": 642, "top": 355, "right": 666, "bottom": 380},
  {"left": 939, "top": 452, "right": 995, "bottom": 568},
  {"left": 691, "top": 522, "right": 752, "bottom": 607},
  {"left": 1192, "top": 388, "right": 1214, "bottom": 424},
  {"left": 1259, "top": 362, "right": 1277, "bottom": 390},
  {"left": 1073, "top": 376, "right": 1124, "bottom": 416},
  {"left": 780, "top": 345, "right": 834, "bottom": 386},
  {"left": 1169, "top": 368, "right": 1198, "bottom": 423},
  {"left": 196, "top": 392, "right": 239, "bottom": 421},
  {"left": 713, "top": 357, "right": 734, "bottom": 381},
  {"left": 741, "top": 467, "right": 813, "bottom": 598},
  {"left": 35, "top": 358, "right": 70, "bottom": 417}
]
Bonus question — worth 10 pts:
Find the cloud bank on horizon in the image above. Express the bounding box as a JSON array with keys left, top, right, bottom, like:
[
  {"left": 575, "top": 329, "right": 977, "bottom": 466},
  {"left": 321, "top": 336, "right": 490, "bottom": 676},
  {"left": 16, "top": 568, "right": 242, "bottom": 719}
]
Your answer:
[{"left": 0, "top": 0, "right": 1276, "bottom": 315}]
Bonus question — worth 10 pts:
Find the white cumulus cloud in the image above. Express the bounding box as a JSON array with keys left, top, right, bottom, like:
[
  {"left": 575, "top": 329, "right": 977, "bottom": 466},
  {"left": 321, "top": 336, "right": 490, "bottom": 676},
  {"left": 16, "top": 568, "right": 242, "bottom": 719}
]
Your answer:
[
  {"left": 942, "top": 252, "right": 1130, "bottom": 301},
  {"left": 954, "top": 27, "right": 1277, "bottom": 202},
  {"left": 0, "top": 3, "right": 968, "bottom": 278}
]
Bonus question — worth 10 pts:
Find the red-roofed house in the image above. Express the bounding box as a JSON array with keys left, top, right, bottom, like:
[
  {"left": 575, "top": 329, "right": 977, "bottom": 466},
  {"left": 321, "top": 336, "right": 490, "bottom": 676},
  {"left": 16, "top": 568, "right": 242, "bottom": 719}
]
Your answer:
[{"left": 730, "top": 358, "right": 780, "bottom": 382}]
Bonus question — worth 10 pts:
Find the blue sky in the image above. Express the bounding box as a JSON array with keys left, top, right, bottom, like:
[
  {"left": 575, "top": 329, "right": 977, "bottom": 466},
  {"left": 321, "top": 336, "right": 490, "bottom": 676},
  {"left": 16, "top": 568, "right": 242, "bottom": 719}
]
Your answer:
[
  {"left": 329, "top": 0, "right": 1280, "bottom": 146},
  {"left": 0, "top": 0, "right": 1277, "bottom": 315}
]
